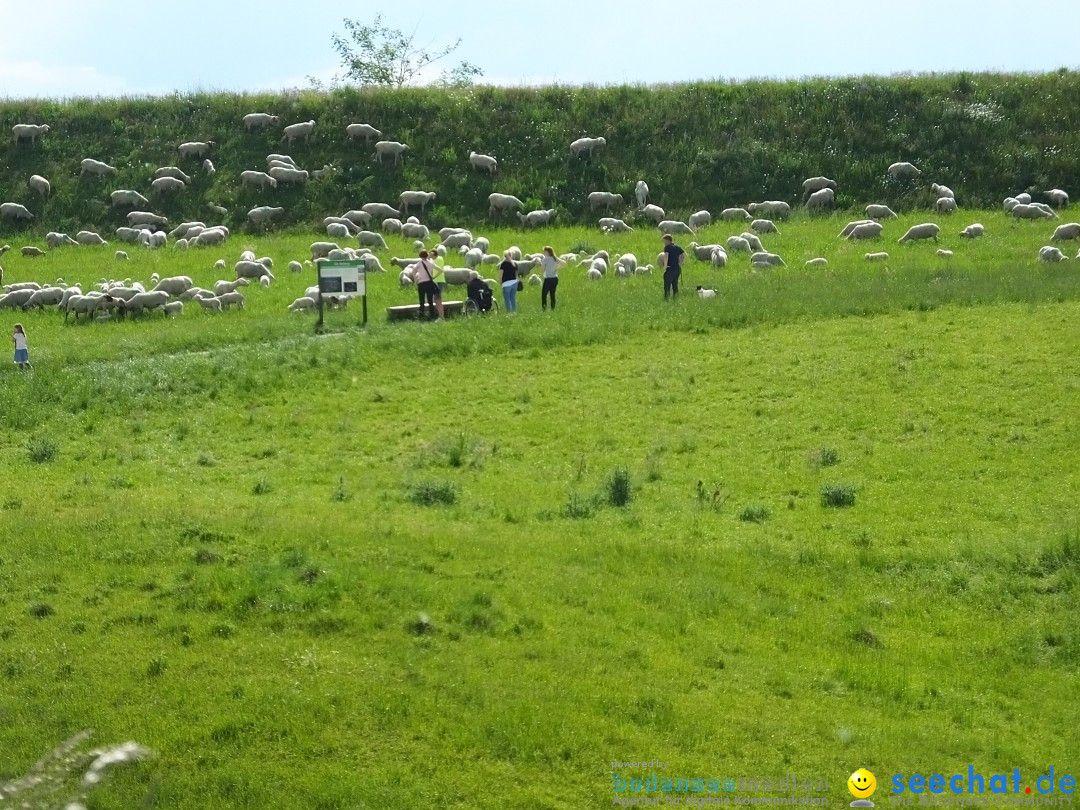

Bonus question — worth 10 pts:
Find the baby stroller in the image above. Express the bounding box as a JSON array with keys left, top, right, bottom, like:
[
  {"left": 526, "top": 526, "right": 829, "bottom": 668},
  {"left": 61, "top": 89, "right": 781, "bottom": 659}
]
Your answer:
[{"left": 464, "top": 277, "right": 498, "bottom": 316}]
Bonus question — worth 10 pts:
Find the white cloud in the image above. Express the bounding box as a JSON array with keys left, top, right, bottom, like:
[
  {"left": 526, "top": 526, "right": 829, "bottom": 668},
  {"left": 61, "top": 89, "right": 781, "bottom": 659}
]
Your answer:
[{"left": 0, "top": 60, "right": 129, "bottom": 99}]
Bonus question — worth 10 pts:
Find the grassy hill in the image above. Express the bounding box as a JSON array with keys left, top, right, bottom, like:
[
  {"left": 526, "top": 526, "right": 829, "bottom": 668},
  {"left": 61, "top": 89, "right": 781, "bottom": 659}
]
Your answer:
[{"left": 2, "top": 71, "right": 1080, "bottom": 235}]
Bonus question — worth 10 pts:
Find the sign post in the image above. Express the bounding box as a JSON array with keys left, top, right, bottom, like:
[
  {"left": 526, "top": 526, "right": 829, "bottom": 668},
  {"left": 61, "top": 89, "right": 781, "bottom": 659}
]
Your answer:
[{"left": 316, "top": 259, "right": 367, "bottom": 331}]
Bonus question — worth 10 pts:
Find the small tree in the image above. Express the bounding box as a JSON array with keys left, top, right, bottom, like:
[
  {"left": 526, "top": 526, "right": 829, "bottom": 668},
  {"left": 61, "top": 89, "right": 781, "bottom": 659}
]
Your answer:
[{"left": 317, "top": 14, "right": 482, "bottom": 89}]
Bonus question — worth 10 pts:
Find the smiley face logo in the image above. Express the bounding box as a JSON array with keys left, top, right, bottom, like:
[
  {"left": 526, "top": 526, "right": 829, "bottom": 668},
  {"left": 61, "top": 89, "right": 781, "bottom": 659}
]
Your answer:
[{"left": 848, "top": 769, "right": 877, "bottom": 799}]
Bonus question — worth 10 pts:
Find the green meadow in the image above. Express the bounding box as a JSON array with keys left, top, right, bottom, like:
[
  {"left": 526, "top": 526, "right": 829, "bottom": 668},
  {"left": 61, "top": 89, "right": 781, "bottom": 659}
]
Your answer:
[{"left": 1, "top": 211, "right": 1079, "bottom": 808}]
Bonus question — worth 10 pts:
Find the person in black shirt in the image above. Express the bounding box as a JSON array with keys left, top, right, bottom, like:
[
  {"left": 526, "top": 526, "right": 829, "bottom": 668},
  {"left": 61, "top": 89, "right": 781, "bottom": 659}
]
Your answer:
[
  {"left": 499, "top": 250, "right": 520, "bottom": 313},
  {"left": 660, "top": 235, "right": 686, "bottom": 299}
]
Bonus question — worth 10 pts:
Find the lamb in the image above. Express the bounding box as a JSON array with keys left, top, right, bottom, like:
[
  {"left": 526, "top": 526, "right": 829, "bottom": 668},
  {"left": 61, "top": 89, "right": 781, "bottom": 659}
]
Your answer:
[
  {"left": 739, "top": 233, "right": 765, "bottom": 252},
  {"left": 327, "top": 222, "right": 351, "bottom": 239},
  {"left": 288, "top": 296, "right": 317, "bottom": 312},
  {"left": 865, "top": 252, "right": 890, "bottom": 261},
  {"left": 399, "top": 190, "right": 437, "bottom": 214},
  {"left": 848, "top": 222, "right": 884, "bottom": 240},
  {"left": 1038, "top": 245, "right": 1068, "bottom": 262},
  {"left": 634, "top": 264, "right": 654, "bottom": 276},
  {"left": 243, "top": 113, "right": 279, "bottom": 131},
  {"left": 806, "top": 188, "right": 835, "bottom": 211},
  {"left": 361, "top": 202, "right": 400, "bottom": 221},
  {"left": 937, "top": 249, "right": 954, "bottom": 258},
  {"left": 469, "top": 151, "right": 497, "bottom": 173},
  {"left": 635, "top": 180, "right": 649, "bottom": 208},
  {"left": 29, "top": 175, "right": 50, "bottom": 198},
  {"left": 268, "top": 166, "right": 308, "bottom": 184},
  {"left": 12, "top": 123, "right": 50, "bottom": 144},
  {"left": 310, "top": 164, "right": 336, "bottom": 180},
  {"left": 127, "top": 211, "right": 168, "bottom": 226},
  {"left": 726, "top": 236, "right": 751, "bottom": 253},
  {"left": 805, "top": 257, "right": 828, "bottom": 267},
  {"left": 21, "top": 246, "right": 45, "bottom": 257},
  {"left": 372, "top": 141, "right": 409, "bottom": 164},
  {"left": 615, "top": 253, "right": 638, "bottom": 273},
  {"left": 887, "top": 162, "right": 921, "bottom": 179},
  {"left": 111, "top": 189, "right": 149, "bottom": 207},
  {"left": 163, "top": 300, "right": 184, "bottom": 315},
  {"left": 152, "top": 276, "right": 193, "bottom": 296},
  {"left": 720, "top": 207, "right": 752, "bottom": 221},
  {"left": 658, "top": 220, "right": 694, "bottom": 235},
  {"left": 488, "top": 193, "right": 524, "bottom": 217},
  {"left": 358, "top": 231, "right": 389, "bottom": 249},
  {"left": 248, "top": 206, "right": 284, "bottom": 226},
  {"left": 216, "top": 291, "right": 245, "bottom": 310},
  {"left": 151, "top": 177, "right": 187, "bottom": 194},
  {"left": 517, "top": 209, "right": 556, "bottom": 227},
  {"left": 866, "top": 204, "right": 897, "bottom": 220},
  {"left": 528, "top": 272, "right": 542, "bottom": 286},
  {"left": 588, "top": 191, "right": 623, "bottom": 211},
  {"left": 381, "top": 218, "right": 402, "bottom": 234},
  {"left": 45, "top": 232, "right": 78, "bottom": 247},
  {"left": 1011, "top": 203, "right": 1055, "bottom": 221},
  {"left": 589, "top": 257, "right": 608, "bottom": 275},
  {"left": 364, "top": 255, "right": 386, "bottom": 273},
  {"left": 931, "top": 182, "right": 955, "bottom": 200},
  {"left": 1051, "top": 223, "right": 1080, "bottom": 241},
  {"left": 838, "top": 220, "right": 872, "bottom": 238},
  {"left": 614, "top": 263, "right": 633, "bottom": 278},
  {"left": 214, "top": 278, "right": 250, "bottom": 296},
  {"left": 346, "top": 123, "right": 382, "bottom": 141},
  {"left": 570, "top": 136, "right": 606, "bottom": 157},
  {"left": 710, "top": 248, "right": 727, "bottom": 268},
  {"left": 599, "top": 217, "right": 633, "bottom": 233},
  {"left": 115, "top": 251, "right": 128, "bottom": 259},
  {"left": 1, "top": 202, "right": 34, "bottom": 221},
  {"left": 688, "top": 242, "right": 724, "bottom": 261},
  {"left": 1046, "top": 188, "right": 1069, "bottom": 208},
  {"left": 747, "top": 201, "right": 791, "bottom": 220},
  {"left": 154, "top": 166, "right": 192, "bottom": 184},
  {"left": 178, "top": 287, "right": 212, "bottom": 301},
  {"left": 935, "top": 196, "right": 958, "bottom": 214},
  {"left": 178, "top": 141, "right": 212, "bottom": 159},
  {"left": 240, "top": 170, "right": 278, "bottom": 189},
  {"left": 750, "top": 251, "right": 785, "bottom": 267},
  {"left": 197, "top": 296, "right": 223, "bottom": 312},
  {"left": 76, "top": 231, "right": 108, "bottom": 245},
  {"left": 342, "top": 210, "right": 373, "bottom": 226},
  {"left": 802, "top": 176, "right": 837, "bottom": 195},
  {"left": 960, "top": 223, "right": 985, "bottom": 239},
  {"left": 638, "top": 204, "right": 665, "bottom": 223},
  {"left": 897, "top": 223, "right": 941, "bottom": 243},
  {"left": 751, "top": 219, "right": 779, "bottom": 235},
  {"left": 587, "top": 267, "right": 603, "bottom": 281},
  {"left": 401, "top": 222, "right": 429, "bottom": 240},
  {"left": 688, "top": 210, "right": 712, "bottom": 230}
]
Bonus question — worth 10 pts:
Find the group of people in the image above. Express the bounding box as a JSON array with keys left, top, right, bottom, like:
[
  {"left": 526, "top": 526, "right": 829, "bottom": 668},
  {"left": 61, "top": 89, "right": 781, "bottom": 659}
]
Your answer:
[{"left": 412, "top": 235, "right": 690, "bottom": 319}]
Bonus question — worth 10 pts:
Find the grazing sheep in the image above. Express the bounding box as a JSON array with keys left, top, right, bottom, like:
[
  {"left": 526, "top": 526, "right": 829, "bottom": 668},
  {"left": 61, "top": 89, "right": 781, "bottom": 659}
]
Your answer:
[
  {"left": 588, "top": 191, "right": 624, "bottom": 211},
  {"left": 358, "top": 231, "right": 388, "bottom": 249},
  {"left": 327, "top": 222, "right": 351, "bottom": 239},
  {"left": 751, "top": 251, "right": 785, "bottom": 267},
  {"left": 468, "top": 151, "right": 497, "bottom": 173},
  {"left": 1030, "top": 202, "right": 1059, "bottom": 219},
  {"left": 151, "top": 176, "right": 186, "bottom": 194},
  {"left": 935, "top": 196, "right": 958, "bottom": 214},
  {"left": 121, "top": 290, "right": 170, "bottom": 314},
  {"left": 177, "top": 141, "right": 212, "bottom": 159},
  {"left": 381, "top": 218, "right": 402, "bottom": 234},
  {"left": 268, "top": 166, "right": 308, "bottom": 184},
  {"left": 751, "top": 218, "right": 779, "bottom": 235},
  {"left": 128, "top": 211, "right": 168, "bottom": 226},
  {"left": 441, "top": 231, "right": 473, "bottom": 249},
  {"left": 1046, "top": 188, "right": 1069, "bottom": 208},
  {"left": 517, "top": 209, "right": 557, "bottom": 228},
  {"left": 488, "top": 193, "right": 525, "bottom": 217},
  {"left": 710, "top": 248, "right": 728, "bottom": 268},
  {"left": 688, "top": 242, "right": 724, "bottom": 261},
  {"left": 244, "top": 112, "right": 279, "bottom": 131},
  {"left": 1011, "top": 203, "right": 1055, "bottom": 221},
  {"left": 805, "top": 257, "right": 828, "bottom": 267},
  {"left": 346, "top": 123, "right": 382, "bottom": 141},
  {"left": 751, "top": 260, "right": 774, "bottom": 270},
  {"left": 726, "top": 236, "right": 751, "bottom": 253},
  {"left": 528, "top": 272, "right": 542, "bottom": 286},
  {"left": 599, "top": 217, "right": 633, "bottom": 233},
  {"left": 931, "top": 182, "right": 955, "bottom": 200},
  {"left": 866, "top": 204, "right": 897, "bottom": 219},
  {"left": 739, "top": 232, "right": 765, "bottom": 252},
  {"left": 1, "top": 202, "right": 34, "bottom": 221},
  {"left": 806, "top": 188, "right": 835, "bottom": 211},
  {"left": 310, "top": 164, "right": 336, "bottom": 180},
  {"left": 634, "top": 264, "right": 654, "bottom": 276},
  {"left": 615, "top": 253, "right": 638, "bottom": 273},
  {"left": 115, "top": 250, "right": 128, "bottom": 260},
  {"left": 1051, "top": 222, "right": 1080, "bottom": 241},
  {"left": 29, "top": 174, "right": 50, "bottom": 198},
  {"left": 12, "top": 123, "right": 50, "bottom": 144},
  {"left": 401, "top": 222, "right": 429, "bottom": 240},
  {"left": 638, "top": 204, "right": 665, "bottom": 223},
  {"left": 154, "top": 166, "right": 192, "bottom": 184},
  {"left": 288, "top": 261, "right": 303, "bottom": 274},
  {"left": 936, "top": 249, "right": 954, "bottom": 258},
  {"left": 167, "top": 221, "right": 204, "bottom": 239},
  {"left": 152, "top": 275, "right": 193, "bottom": 296},
  {"left": 587, "top": 267, "right": 603, "bottom": 281},
  {"left": 959, "top": 223, "right": 985, "bottom": 239},
  {"left": 79, "top": 158, "right": 117, "bottom": 177},
  {"left": 248, "top": 206, "right": 284, "bottom": 226},
  {"left": 399, "top": 270, "right": 414, "bottom": 287},
  {"left": 110, "top": 189, "right": 149, "bottom": 208},
  {"left": 658, "top": 220, "right": 695, "bottom": 235},
  {"left": 240, "top": 170, "right": 277, "bottom": 189},
  {"left": 193, "top": 228, "right": 227, "bottom": 247},
  {"left": 635, "top": 180, "right": 649, "bottom": 208},
  {"left": 720, "top": 207, "right": 752, "bottom": 222},
  {"left": 279, "top": 121, "right": 315, "bottom": 145},
  {"left": 848, "top": 222, "right": 884, "bottom": 240},
  {"left": 216, "top": 291, "right": 245, "bottom": 310},
  {"left": 688, "top": 210, "right": 712, "bottom": 230},
  {"left": 322, "top": 216, "right": 359, "bottom": 235},
  {"left": 802, "top": 176, "right": 837, "bottom": 195},
  {"left": 197, "top": 296, "right": 223, "bottom": 312},
  {"left": 1038, "top": 245, "right": 1068, "bottom": 262},
  {"left": 888, "top": 161, "right": 921, "bottom": 179},
  {"left": 362, "top": 202, "right": 402, "bottom": 220},
  {"left": 234, "top": 260, "right": 272, "bottom": 279},
  {"left": 76, "top": 231, "right": 108, "bottom": 245},
  {"left": 838, "top": 219, "right": 872, "bottom": 238},
  {"left": 22, "top": 287, "right": 66, "bottom": 309},
  {"left": 865, "top": 252, "right": 890, "bottom": 261},
  {"left": 570, "top": 136, "right": 606, "bottom": 157},
  {"left": 372, "top": 140, "right": 409, "bottom": 164},
  {"left": 288, "top": 296, "right": 316, "bottom": 312},
  {"left": 1015, "top": 193, "right": 1032, "bottom": 204},
  {"left": 897, "top": 223, "right": 941, "bottom": 243},
  {"left": 342, "top": 210, "right": 373, "bottom": 227},
  {"left": 45, "top": 232, "right": 78, "bottom": 248},
  {"left": 21, "top": 246, "right": 45, "bottom": 257},
  {"left": 747, "top": 201, "right": 791, "bottom": 220},
  {"left": 399, "top": 190, "right": 437, "bottom": 214},
  {"left": 214, "top": 278, "right": 250, "bottom": 295},
  {"left": 208, "top": 202, "right": 228, "bottom": 216}
]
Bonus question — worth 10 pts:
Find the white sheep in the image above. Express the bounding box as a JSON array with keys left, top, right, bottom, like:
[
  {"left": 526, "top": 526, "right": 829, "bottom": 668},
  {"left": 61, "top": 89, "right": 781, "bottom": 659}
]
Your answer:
[
  {"left": 154, "top": 166, "right": 192, "bottom": 184},
  {"left": 279, "top": 121, "right": 315, "bottom": 145},
  {"left": 1038, "top": 245, "right": 1068, "bottom": 262},
  {"left": 1015, "top": 193, "right": 1032, "bottom": 204},
  {"left": 1030, "top": 202, "right": 1058, "bottom": 219},
  {"left": 214, "top": 278, "right": 250, "bottom": 295},
  {"left": 1011, "top": 203, "right": 1054, "bottom": 221},
  {"left": 401, "top": 222, "right": 429, "bottom": 240},
  {"left": 959, "top": 223, "right": 984, "bottom": 239},
  {"left": 599, "top": 217, "right": 633, "bottom": 233},
  {"left": 346, "top": 123, "right": 382, "bottom": 141},
  {"left": 76, "top": 231, "right": 108, "bottom": 245},
  {"left": 865, "top": 252, "right": 890, "bottom": 261},
  {"left": 80, "top": 158, "right": 117, "bottom": 177},
  {"left": 469, "top": 151, "right": 497, "bottom": 173},
  {"left": 528, "top": 272, "right": 542, "bottom": 286},
  {"left": 1051, "top": 222, "right": 1080, "bottom": 241},
  {"left": 243, "top": 113, "right": 279, "bottom": 131},
  {"left": 326, "top": 222, "right": 351, "bottom": 239},
  {"left": 848, "top": 222, "right": 884, "bottom": 240},
  {"left": 152, "top": 275, "right": 193, "bottom": 296},
  {"left": 193, "top": 228, "right": 227, "bottom": 247},
  {"left": 248, "top": 206, "right": 284, "bottom": 226},
  {"left": 570, "top": 136, "right": 606, "bottom": 157},
  {"left": 373, "top": 141, "right": 409, "bottom": 164},
  {"left": 615, "top": 253, "right": 638, "bottom": 273},
  {"left": 638, "top": 204, "right": 665, "bottom": 223},
  {"left": 197, "top": 296, "right": 223, "bottom": 312},
  {"left": 29, "top": 175, "right": 50, "bottom": 198},
  {"left": 1046, "top": 188, "right": 1069, "bottom": 208},
  {"left": 688, "top": 210, "right": 712, "bottom": 230},
  {"left": 178, "top": 141, "right": 213, "bottom": 159},
  {"left": 441, "top": 231, "right": 473, "bottom": 249},
  {"left": 588, "top": 191, "right": 623, "bottom": 211},
  {"left": 710, "top": 248, "right": 727, "bottom": 268},
  {"left": 115, "top": 250, "right": 128, "bottom": 260},
  {"left": 128, "top": 211, "right": 168, "bottom": 226},
  {"left": 935, "top": 196, "right": 958, "bottom": 214},
  {"left": 168, "top": 221, "right": 204, "bottom": 239},
  {"left": 488, "top": 193, "right": 524, "bottom": 217},
  {"left": 888, "top": 162, "right": 921, "bottom": 179},
  {"left": 399, "top": 190, "right": 437, "bottom": 214},
  {"left": 802, "top": 176, "right": 837, "bottom": 195},
  {"left": 241, "top": 170, "right": 277, "bottom": 189},
  {"left": 122, "top": 290, "right": 170, "bottom": 314},
  {"left": 12, "top": 123, "right": 49, "bottom": 144},
  {"left": 587, "top": 267, "right": 603, "bottom": 281},
  {"left": 110, "top": 189, "right": 149, "bottom": 208},
  {"left": 726, "top": 236, "right": 751, "bottom": 253},
  {"left": 720, "top": 207, "right": 752, "bottom": 221},
  {"left": 288, "top": 296, "right": 316, "bottom": 312},
  {"left": 151, "top": 176, "right": 187, "bottom": 194},
  {"left": 20, "top": 246, "right": 45, "bottom": 257},
  {"left": 208, "top": 202, "right": 229, "bottom": 216},
  {"left": 215, "top": 291, "right": 245, "bottom": 310},
  {"left": 268, "top": 166, "right": 308, "bottom": 184},
  {"left": 163, "top": 300, "right": 184, "bottom": 316},
  {"left": 751, "top": 260, "right": 774, "bottom": 270},
  {"left": 311, "top": 164, "right": 336, "bottom": 180},
  {"left": 635, "top": 180, "right": 649, "bottom": 208},
  {"left": 199, "top": 158, "right": 215, "bottom": 176},
  {"left": 838, "top": 220, "right": 872, "bottom": 238},
  {"left": 897, "top": 223, "right": 941, "bottom": 243},
  {"left": 747, "top": 201, "right": 791, "bottom": 220},
  {"left": 45, "top": 232, "right": 78, "bottom": 247},
  {"left": 357, "top": 231, "right": 388, "bottom": 249},
  {"left": 739, "top": 232, "right": 765, "bottom": 252},
  {"left": 688, "top": 242, "right": 723, "bottom": 261},
  {"left": 805, "top": 257, "right": 828, "bottom": 267},
  {"left": 936, "top": 249, "right": 954, "bottom": 258},
  {"left": 658, "top": 220, "right": 694, "bottom": 235},
  {"left": 149, "top": 231, "right": 167, "bottom": 249},
  {"left": 381, "top": 218, "right": 402, "bottom": 234},
  {"left": 362, "top": 202, "right": 400, "bottom": 219},
  {"left": 399, "top": 270, "right": 414, "bottom": 287},
  {"left": 931, "top": 182, "right": 955, "bottom": 200},
  {"left": 751, "top": 218, "right": 779, "bottom": 235},
  {"left": 865, "top": 204, "right": 897, "bottom": 219},
  {"left": 342, "top": 210, "right": 372, "bottom": 227},
  {"left": 634, "top": 264, "right": 654, "bottom": 276},
  {"left": 287, "top": 260, "right": 303, "bottom": 274},
  {"left": 517, "top": 209, "right": 556, "bottom": 227},
  {"left": 751, "top": 251, "right": 785, "bottom": 267},
  {"left": 806, "top": 188, "right": 835, "bottom": 211}
]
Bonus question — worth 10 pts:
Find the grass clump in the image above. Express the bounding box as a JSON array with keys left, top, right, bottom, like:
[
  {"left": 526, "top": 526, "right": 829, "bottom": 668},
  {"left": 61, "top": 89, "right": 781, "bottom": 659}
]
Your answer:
[
  {"left": 406, "top": 480, "right": 457, "bottom": 507},
  {"left": 252, "top": 477, "right": 273, "bottom": 496},
  {"left": 605, "top": 466, "right": 633, "bottom": 507},
  {"left": 330, "top": 477, "right": 351, "bottom": 502},
  {"left": 196, "top": 451, "right": 218, "bottom": 467},
  {"left": 27, "top": 436, "right": 58, "bottom": 464},
  {"left": 822, "top": 483, "right": 857, "bottom": 508},
  {"left": 818, "top": 447, "right": 840, "bottom": 467},
  {"left": 739, "top": 503, "right": 771, "bottom": 523},
  {"left": 28, "top": 603, "right": 55, "bottom": 619},
  {"left": 564, "top": 492, "right": 600, "bottom": 519}
]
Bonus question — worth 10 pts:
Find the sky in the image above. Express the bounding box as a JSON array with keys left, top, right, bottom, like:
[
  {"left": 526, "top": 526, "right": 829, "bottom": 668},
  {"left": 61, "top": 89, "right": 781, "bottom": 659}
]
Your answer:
[{"left": 1, "top": 0, "right": 1078, "bottom": 99}]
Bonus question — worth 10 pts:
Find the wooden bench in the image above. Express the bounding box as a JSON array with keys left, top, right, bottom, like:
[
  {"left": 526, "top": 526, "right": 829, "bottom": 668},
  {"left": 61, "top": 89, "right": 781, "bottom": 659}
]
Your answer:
[{"left": 386, "top": 300, "right": 466, "bottom": 322}]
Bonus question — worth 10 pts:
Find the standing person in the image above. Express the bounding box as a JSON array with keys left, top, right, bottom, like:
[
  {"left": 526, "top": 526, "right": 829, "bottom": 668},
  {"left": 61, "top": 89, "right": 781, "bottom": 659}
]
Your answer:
[
  {"left": 660, "top": 235, "right": 686, "bottom": 299},
  {"left": 413, "top": 250, "right": 443, "bottom": 320},
  {"left": 12, "top": 323, "right": 30, "bottom": 369},
  {"left": 540, "top": 246, "right": 565, "bottom": 311},
  {"left": 499, "top": 250, "right": 519, "bottom": 314}
]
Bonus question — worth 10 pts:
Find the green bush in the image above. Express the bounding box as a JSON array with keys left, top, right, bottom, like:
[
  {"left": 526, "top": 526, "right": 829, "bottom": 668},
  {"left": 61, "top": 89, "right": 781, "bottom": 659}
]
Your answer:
[
  {"left": 407, "top": 480, "right": 457, "bottom": 506},
  {"left": 822, "top": 483, "right": 857, "bottom": 508},
  {"left": 27, "top": 436, "right": 58, "bottom": 464},
  {"left": 605, "top": 466, "right": 633, "bottom": 507}
]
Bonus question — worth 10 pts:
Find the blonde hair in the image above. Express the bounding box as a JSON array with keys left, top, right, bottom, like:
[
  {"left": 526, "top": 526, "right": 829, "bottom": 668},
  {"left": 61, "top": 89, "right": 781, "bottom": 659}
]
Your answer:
[{"left": 503, "top": 249, "right": 513, "bottom": 259}]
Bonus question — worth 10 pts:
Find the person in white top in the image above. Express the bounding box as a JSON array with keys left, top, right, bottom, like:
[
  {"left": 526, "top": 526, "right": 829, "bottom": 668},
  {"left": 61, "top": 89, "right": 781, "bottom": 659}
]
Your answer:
[
  {"left": 413, "top": 250, "right": 443, "bottom": 320},
  {"left": 12, "top": 323, "right": 30, "bottom": 369},
  {"left": 540, "top": 246, "right": 566, "bottom": 311}
]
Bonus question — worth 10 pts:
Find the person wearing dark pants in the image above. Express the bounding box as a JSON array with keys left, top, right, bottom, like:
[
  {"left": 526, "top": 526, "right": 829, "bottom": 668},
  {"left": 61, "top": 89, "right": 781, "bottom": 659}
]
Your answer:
[
  {"left": 661, "top": 235, "right": 685, "bottom": 299},
  {"left": 413, "top": 250, "right": 443, "bottom": 320},
  {"left": 540, "top": 246, "right": 565, "bottom": 311}
]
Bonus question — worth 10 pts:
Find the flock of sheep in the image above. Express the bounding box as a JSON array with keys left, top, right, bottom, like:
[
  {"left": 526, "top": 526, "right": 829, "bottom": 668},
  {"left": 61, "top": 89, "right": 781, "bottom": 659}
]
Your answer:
[{"left": 3, "top": 116, "right": 1079, "bottom": 321}]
